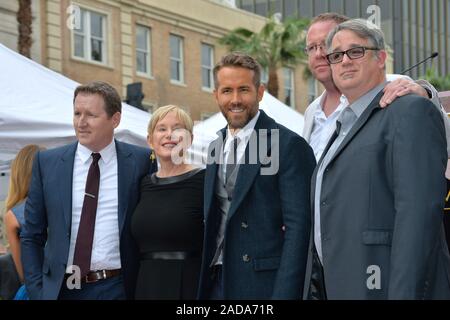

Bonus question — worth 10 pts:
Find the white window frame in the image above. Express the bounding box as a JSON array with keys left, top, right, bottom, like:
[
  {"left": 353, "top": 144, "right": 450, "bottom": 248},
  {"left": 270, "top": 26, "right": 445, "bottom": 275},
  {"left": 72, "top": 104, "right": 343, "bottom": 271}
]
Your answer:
[
  {"left": 136, "top": 25, "right": 152, "bottom": 78},
  {"left": 170, "top": 34, "right": 185, "bottom": 84},
  {"left": 72, "top": 6, "right": 107, "bottom": 65},
  {"left": 201, "top": 43, "right": 214, "bottom": 91},
  {"left": 283, "top": 67, "right": 295, "bottom": 108}
]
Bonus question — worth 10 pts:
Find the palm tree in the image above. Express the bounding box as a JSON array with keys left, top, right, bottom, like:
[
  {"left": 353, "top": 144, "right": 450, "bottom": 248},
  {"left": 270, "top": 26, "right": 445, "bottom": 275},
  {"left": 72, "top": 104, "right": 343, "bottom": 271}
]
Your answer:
[
  {"left": 17, "top": 0, "right": 32, "bottom": 58},
  {"left": 219, "top": 15, "right": 309, "bottom": 98}
]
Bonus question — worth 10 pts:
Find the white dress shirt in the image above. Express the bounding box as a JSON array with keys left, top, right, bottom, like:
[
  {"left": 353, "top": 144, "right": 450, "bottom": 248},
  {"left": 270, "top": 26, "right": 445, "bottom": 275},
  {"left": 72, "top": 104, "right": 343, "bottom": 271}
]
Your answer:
[
  {"left": 67, "top": 139, "right": 121, "bottom": 271},
  {"left": 222, "top": 111, "right": 260, "bottom": 181},
  {"left": 309, "top": 94, "right": 348, "bottom": 161}
]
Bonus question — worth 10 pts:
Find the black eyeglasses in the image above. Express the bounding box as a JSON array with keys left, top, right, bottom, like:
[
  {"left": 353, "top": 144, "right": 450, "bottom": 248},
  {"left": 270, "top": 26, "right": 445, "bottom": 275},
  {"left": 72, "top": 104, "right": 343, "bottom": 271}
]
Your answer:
[{"left": 326, "top": 46, "right": 380, "bottom": 64}]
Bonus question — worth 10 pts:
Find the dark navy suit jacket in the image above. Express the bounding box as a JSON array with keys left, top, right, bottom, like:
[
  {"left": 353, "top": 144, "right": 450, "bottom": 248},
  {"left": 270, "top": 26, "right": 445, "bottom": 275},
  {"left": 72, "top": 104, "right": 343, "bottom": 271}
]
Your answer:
[
  {"left": 20, "top": 140, "right": 155, "bottom": 299},
  {"left": 198, "top": 110, "right": 316, "bottom": 299}
]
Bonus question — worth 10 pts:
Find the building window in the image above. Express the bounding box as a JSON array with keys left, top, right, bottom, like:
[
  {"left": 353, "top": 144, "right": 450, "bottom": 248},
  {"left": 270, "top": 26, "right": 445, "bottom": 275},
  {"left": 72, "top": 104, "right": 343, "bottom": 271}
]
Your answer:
[
  {"left": 283, "top": 67, "right": 295, "bottom": 108},
  {"left": 170, "top": 35, "right": 184, "bottom": 83},
  {"left": 283, "top": 0, "right": 297, "bottom": 18},
  {"left": 136, "top": 25, "right": 152, "bottom": 76},
  {"left": 255, "top": 0, "right": 269, "bottom": 16},
  {"left": 308, "top": 76, "right": 317, "bottom": 104},
  {"left": 299, "top": 0, "right": 313, "bottom": 17},
  {"left": 73, "top": 8, "right": 106, "bottom": 64},
  {"left": 239, "top": 0, "right": 254, "bottom": 12},
  {"left": 201, "top": 43, "right": 214, "bottom": 89}
]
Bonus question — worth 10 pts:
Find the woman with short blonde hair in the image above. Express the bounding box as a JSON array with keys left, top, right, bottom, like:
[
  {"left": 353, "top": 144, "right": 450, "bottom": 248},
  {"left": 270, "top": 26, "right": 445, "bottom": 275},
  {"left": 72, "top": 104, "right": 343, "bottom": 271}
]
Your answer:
[{"left": 131, "top": 105, "right": 204, "bottom": 300}]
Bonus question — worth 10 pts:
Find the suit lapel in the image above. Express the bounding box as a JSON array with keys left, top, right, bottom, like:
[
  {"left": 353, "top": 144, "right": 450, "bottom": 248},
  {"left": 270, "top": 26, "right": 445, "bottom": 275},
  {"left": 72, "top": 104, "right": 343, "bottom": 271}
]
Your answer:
[
  {"left": 204, "top": 129, "right": 226, "bottom": 221},
  {"left": 326, "top": 91, "right": 383, "bottom": 165},
  {"left": 116, "top": 141, "right": 134, "bottom": 236},
  {"left": 227, "top": 110, "right": 273, "bottom": 221},
  {"left": 58, "top": 143, "right": 77, "bottom": 233},
  {"left": 227, "top": 156, "right": 261, "bottom": 221}
]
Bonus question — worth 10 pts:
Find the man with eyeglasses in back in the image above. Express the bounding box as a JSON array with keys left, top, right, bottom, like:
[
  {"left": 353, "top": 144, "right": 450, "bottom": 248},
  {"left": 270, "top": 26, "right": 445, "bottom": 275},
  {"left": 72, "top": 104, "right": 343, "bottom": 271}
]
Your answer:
[
  {"left": 303, "top": 19, "right": 450, "bottom": 300},
  {"left": 302, "top": 13, "right": 450, "bottom": 162}
]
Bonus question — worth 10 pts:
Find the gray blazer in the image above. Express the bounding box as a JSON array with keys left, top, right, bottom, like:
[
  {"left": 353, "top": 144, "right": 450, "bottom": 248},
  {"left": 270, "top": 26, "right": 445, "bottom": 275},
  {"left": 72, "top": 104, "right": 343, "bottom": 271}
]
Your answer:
[{"left": 303, "top": 91, "right": 450, "bottom": 299}]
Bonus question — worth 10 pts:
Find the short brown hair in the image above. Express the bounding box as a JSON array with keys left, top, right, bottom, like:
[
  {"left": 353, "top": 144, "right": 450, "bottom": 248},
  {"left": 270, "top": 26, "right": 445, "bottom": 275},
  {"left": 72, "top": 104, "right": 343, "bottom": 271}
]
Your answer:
[
  {"left": 73, "top": 81, "right": 122, "bottom": 117},
  {"left": 213, "top": 52, "right": 261, "bottom": 89},
  {"left": 309, "top": 12, "right": 349, "bottom": 28}
]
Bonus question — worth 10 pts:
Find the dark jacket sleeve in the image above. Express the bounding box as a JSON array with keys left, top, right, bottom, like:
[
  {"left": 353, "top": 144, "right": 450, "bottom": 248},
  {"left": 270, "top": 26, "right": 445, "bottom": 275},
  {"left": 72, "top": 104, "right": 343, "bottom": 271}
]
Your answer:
[
  {"left": 388, "top": 97, "right": 447, "bottom": 298},
  {"left": 20, "top": 151, "right": 47, "bottom": 300},
  {"left": 272, "top": 131, "right": 316, "bottom": 299}
]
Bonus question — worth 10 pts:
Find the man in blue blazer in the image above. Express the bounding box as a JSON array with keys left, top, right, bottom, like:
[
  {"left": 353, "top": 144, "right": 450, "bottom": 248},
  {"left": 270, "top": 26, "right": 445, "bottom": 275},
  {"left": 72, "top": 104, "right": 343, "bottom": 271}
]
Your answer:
[
  {"left": 198, "top": 53, "right": 316, "bottom": 299},
  {"left": 20, "top": 81, "right": 155, "bottom": 300}
]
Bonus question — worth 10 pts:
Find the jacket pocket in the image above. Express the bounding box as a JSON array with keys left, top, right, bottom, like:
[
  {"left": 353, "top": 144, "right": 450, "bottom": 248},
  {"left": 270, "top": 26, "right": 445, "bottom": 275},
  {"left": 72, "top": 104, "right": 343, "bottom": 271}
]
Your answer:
[
  {"left": 362, "top": 230, "right": 392, "bottom": 246},
  {"left": 253, "top": 256, "right": 281, "bottom": 271}
]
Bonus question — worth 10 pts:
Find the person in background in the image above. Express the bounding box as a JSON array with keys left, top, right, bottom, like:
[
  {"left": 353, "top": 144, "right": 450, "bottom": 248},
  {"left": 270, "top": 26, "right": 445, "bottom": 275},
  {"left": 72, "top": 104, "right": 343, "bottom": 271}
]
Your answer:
[
  {"left": 21, "top": 81, "right": 155, "bottom": 300},
  {"left": 131, "top": 105, "right": 204, "bottom": 299},
  {"left": 4, "top": 144, "right": 45, "bottom": 299}
]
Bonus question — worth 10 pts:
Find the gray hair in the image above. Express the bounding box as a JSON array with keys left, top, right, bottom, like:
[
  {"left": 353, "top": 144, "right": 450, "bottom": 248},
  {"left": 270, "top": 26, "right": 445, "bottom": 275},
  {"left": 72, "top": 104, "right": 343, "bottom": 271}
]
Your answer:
[{"left": 326, "top": 19, "right": 385, "bottom": 58}]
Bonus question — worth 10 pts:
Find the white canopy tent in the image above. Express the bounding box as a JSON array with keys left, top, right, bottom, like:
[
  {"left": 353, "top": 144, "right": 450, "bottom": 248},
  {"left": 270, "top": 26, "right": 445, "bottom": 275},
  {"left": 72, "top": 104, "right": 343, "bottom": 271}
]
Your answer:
[
  {"left": 189, "top": 92, "right": 305, "bottom": 165},
  {"left": 0, "top": 43, "right": 152, "bottom": 201},
  {"left": 0, "top": 43, "right": 151, "bottom": 172}
]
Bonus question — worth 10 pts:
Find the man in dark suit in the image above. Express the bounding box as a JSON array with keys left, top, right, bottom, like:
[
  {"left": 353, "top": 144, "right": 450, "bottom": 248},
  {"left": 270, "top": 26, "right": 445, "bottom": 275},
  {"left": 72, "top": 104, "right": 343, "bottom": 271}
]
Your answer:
[
  {"left": 20, "top": 81, "right": 155, "bottom": 300},
  {"left": 304, "top": 19, "right": 450, "bottom": 299},
  {"left": 198, "top": 52, "right": 316, "bottom": 300}
]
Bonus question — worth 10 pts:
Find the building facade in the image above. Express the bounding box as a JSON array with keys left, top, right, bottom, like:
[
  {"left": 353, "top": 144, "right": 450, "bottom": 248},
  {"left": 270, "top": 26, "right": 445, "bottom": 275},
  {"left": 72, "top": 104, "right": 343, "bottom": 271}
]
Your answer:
[
  {"left": 0, "top": 0, "right": 314, "bottom": 119},
  {"left": 236, "top": 0, "right": 450, "bottom": 80},
  {"left": 0, "top": 0, "right": 42, "bottom": 62}
]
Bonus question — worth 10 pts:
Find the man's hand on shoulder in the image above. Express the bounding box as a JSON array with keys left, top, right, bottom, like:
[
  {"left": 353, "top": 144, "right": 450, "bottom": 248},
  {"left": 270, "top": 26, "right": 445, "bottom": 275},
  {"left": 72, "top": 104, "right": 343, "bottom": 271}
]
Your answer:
[{"left": 379, "top": 78, "right": 429, "bottom": 108}]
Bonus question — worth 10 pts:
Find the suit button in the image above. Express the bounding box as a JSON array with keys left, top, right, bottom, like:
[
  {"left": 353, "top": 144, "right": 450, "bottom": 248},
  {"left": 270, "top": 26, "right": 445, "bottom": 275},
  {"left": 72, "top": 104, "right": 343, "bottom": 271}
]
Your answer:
[
  {"left": 242, "top": 254, "right": 250, "bottom": 262},
  {"left": 321, "top": 201, "right": 327, "bottom": 206},
  {"left": 241, "top": 222, "right": 248, "bottom": 229}
]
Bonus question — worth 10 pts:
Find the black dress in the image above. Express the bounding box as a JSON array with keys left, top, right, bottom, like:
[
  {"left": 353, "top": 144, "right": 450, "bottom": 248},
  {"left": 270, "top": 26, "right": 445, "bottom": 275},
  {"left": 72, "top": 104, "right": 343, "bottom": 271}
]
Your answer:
[{"left": 131, "top": 168, "right": 205, "bottom": 300}]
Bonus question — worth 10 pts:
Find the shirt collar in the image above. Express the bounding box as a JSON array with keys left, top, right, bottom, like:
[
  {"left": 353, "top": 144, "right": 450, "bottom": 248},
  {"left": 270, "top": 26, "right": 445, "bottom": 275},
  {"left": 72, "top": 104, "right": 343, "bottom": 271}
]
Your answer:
[
  {"left": 313, "top": 92, "right": 349, "bottom": 119},
  {"left": 76, "top": 139, "right": 116, "bottom": 164},
  {"left": 345, "top": 82, "right": 387, "bottom": 119}
]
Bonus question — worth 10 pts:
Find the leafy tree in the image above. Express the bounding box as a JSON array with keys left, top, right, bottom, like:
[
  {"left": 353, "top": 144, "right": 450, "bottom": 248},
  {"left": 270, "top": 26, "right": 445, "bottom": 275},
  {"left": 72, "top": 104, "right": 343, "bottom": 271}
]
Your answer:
[
  {"left": 219, "top": 15, "right": 309, "bottom": 98},
  {"left": 423, "top": 68, "right": 450, "bottom": 91}
]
